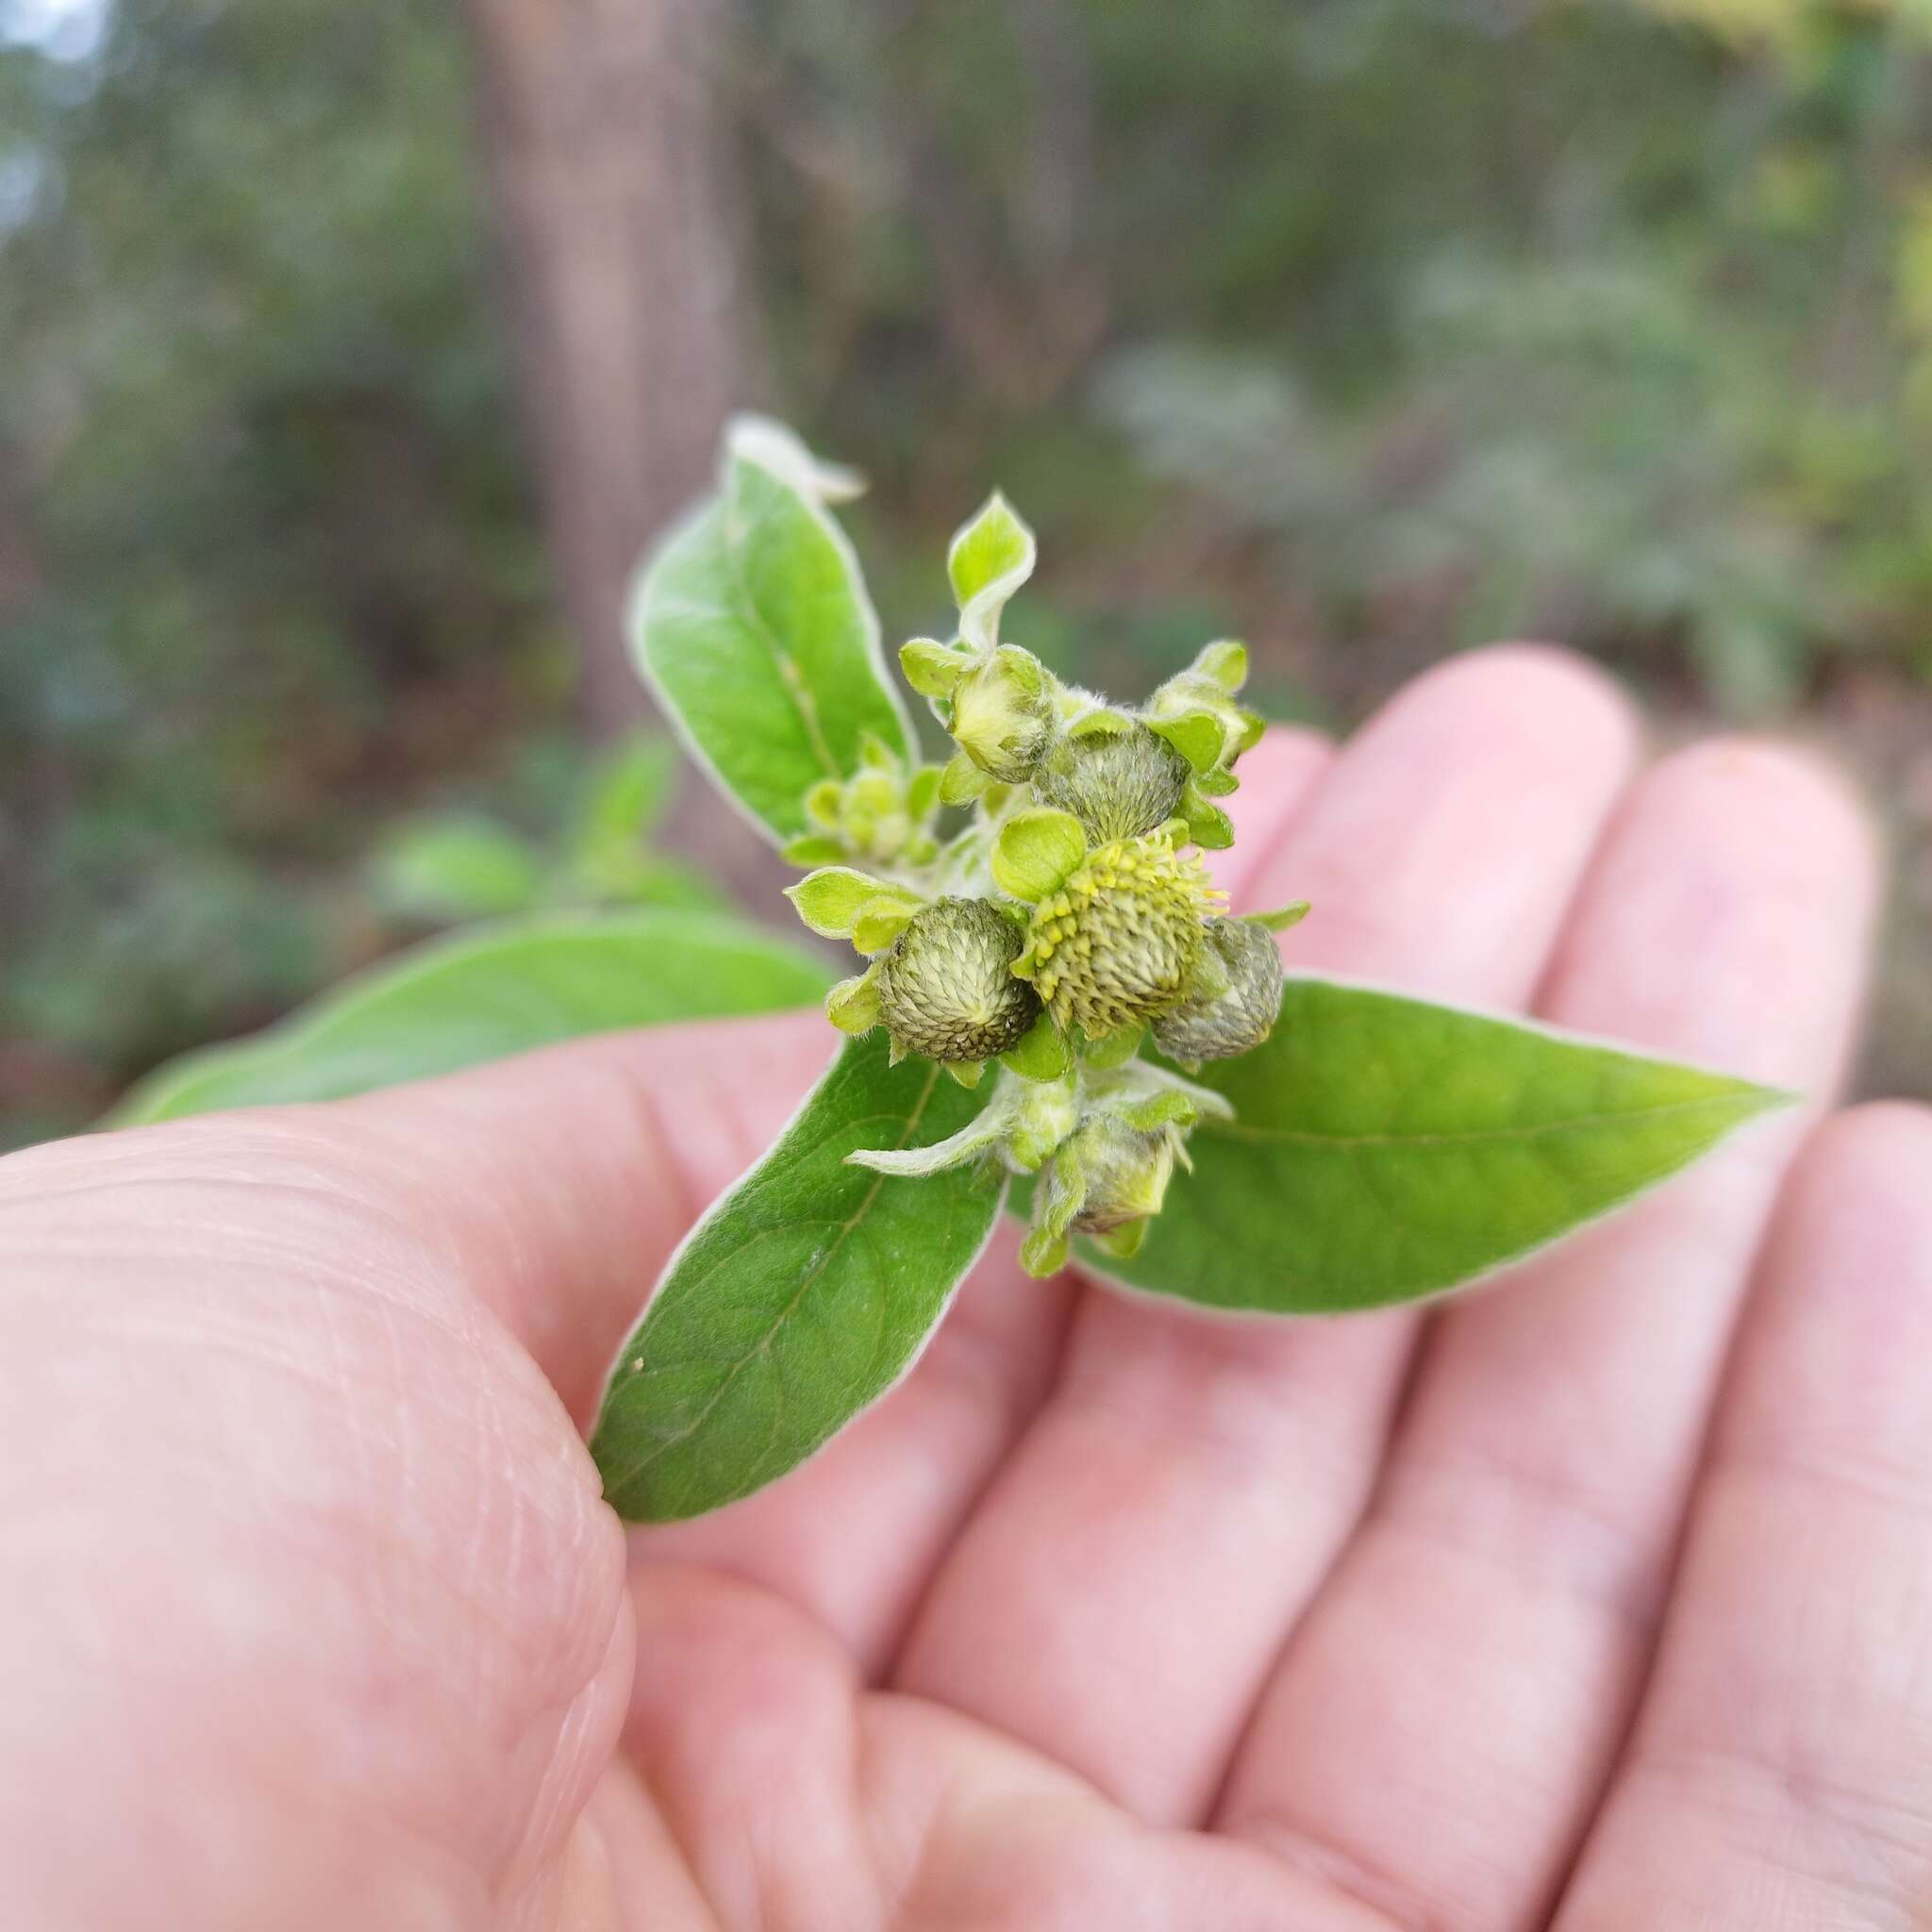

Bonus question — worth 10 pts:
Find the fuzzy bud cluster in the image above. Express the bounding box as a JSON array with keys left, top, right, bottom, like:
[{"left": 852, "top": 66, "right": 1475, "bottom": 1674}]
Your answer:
[
  {"left": 785, "top": 489, "right": 1307, "bottom": 1270},
  {"left": 785, "top": 735, "right": 942, "bottom": 871}
]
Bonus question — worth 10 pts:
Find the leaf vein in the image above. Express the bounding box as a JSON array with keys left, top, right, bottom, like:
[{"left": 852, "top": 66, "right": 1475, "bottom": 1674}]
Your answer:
[{"left": 601, "top": 1063, "right": 945, "bottom": 1498}]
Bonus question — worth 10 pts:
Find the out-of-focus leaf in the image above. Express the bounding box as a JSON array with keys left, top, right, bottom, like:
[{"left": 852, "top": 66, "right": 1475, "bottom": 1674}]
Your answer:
[
  {"left": 112, "top": 910, "right": 832, "bottom": 1124},
  {"left": 367, "top": 813, "right": 545, "bottom": 923}
]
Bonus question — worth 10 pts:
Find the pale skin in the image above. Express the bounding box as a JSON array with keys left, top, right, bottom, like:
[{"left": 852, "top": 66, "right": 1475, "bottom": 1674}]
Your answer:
[{"left": 4, "top": 644, "right": 1926, "bottom": 1930}]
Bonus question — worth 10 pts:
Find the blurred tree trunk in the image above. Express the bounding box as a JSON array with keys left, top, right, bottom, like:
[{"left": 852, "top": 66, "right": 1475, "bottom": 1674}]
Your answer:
[{"left": 465, "top": 0, "right": 747, "bottom": 739}]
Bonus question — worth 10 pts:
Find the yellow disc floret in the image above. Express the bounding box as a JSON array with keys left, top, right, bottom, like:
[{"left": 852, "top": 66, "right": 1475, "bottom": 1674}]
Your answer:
[{"left": 1015, "top": 829, "right": 1222, "bottom": 1039}]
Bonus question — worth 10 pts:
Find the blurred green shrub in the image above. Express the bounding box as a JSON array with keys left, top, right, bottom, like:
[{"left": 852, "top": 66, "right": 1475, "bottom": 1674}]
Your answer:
[{"left": 9, "top": 0, "right": 1932, "bottom": 1133}]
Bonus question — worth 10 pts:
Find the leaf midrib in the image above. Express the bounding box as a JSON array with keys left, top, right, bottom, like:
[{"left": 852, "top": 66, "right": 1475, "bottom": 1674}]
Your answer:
[
  {"left": 602, "top": 1062, "right": 944, "bottom": 1499},
  {"left": 719, "top": 488, "right": 843, "bottom": 782}
]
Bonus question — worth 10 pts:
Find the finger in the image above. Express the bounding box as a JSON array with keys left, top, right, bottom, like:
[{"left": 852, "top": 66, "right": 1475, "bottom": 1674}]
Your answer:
[
  {"left": 1217, "top": 741, "right": 1879, "bottom": 1929},
  {"left": 893, "top": 646, "right": 1640, "bottom": 1824},
  {"left": 1553, "top": 1104, "right": 1932, "bottom": 1929},
  {"left": 326, "top": 1008, "right": 835, "bottom": 1424},
  {"left": 635, "top": 728, "right": 1338, "bottom": 1672},
  {"left": 0, "top": 1109, "right": 639, "bottom": 1927}
]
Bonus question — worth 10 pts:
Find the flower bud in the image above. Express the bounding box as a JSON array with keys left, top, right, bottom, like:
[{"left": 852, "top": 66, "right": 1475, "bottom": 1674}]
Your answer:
[
  {"left": 950, "top": 645, "right": 1054, "bottom": 782},
  {"left": 1015, "top": 830, "right": 1219, "bottom": 1040},
  {"left": 786, "top": 741, "right": 941, "bottom": 870},
  {"left": 1063, "top": 1115, "right": 1179, "bottom": 1235},
  {"left": 1028, "top": 724, "right": 1190, "bottom": 843},
  {"left": 875, "top": 896, "right": 1041, "bottom": 1063},
  {"left": 1151, "top": 916, "right": 1284, "bottom": 1062}
]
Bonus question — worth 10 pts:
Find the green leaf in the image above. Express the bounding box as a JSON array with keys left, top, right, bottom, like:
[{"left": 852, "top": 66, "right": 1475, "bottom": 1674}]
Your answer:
[
  {"left": 991, "top": 808, "right": 1088, "bottom": 902},
  {"left": 591, "top": 1031, "right": 1008, "bottom": 1522},
  {"left": 947, "top": 491, "right": 1036, "bottom": 650},
  {"left": 111, "top": 910, "right": 833, "bottom": 1125},
  {"left": 1063, "top": 976, "right": 1793, "bottom": 1314},
  {"left": 629, "top": 418, "right": 912, "bottom": 843},
  {"left": 367, "top": 814, "right": 545, "bottom": 923},
  {"left": 781, "top": 833, "right": 848, "bottom": 867},
  {"left": 572, "top": 736, "right": 680, "bottom": 846}
]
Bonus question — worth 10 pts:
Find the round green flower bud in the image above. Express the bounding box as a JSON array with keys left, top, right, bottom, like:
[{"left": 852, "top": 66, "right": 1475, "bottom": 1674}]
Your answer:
[
  {"left": 950, "top": 646, "right": 1053, "bottom": 783},
  {"left": 1029, "top": 725, "right": 1190, "bottom": 843},
  {"left": 875, "top": 896, "right": 1041, "bottom": 1063},
  {"left": 1019, "top": 831, "right": 1216, "bottom": 1039},
  {"left": 1151, "top": 916, "right": 1284, "bottom": 1062}
]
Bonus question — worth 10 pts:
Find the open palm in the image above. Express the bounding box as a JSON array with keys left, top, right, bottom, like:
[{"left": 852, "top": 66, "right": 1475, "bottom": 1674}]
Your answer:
[{"left": 4, "top": 647, "right": 1921, "bottom": 1932}]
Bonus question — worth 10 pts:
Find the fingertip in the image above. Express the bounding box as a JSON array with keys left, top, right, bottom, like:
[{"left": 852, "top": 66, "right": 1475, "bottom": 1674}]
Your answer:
[
  {"left": 1783, "top": 1099, "right": 1932, "bottom": 1240},
  {"left": 1394, "top": 642, "right": 1641, "bottom": 769},
  {"left": 1639, "top": 735, "right": 1881, "bottom": 897}
]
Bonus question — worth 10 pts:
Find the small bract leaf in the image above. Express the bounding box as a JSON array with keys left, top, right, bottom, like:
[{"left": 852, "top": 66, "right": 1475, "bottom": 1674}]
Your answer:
[
  {"left": 1148, "top": 709, "right": 1227, "bottom": 775},
  {"left": 944, "top": 1058, "right": 986, "bottom": 1090},
  {"left": 844, "top": 1109, "right": 1008, "bottom": 1177},
  {"left": 852, "top": 896, "right": 917, "bottom": 955},
  {"left": 1183, "top": 791, "right": 1236, "bottom": 849},
  {"left": 1021, "top": 1226, "right": 1071, "bottom": 1277},
  {"left": 1192, "top": 640, "right": 1249, "bottom": 692},
  {"left": 1066, "top": 706, "right": 1138, "bottom": 741},
  {"left": 1090, "top": 1220, "right": 1148, "bottom": 1261},
  {"left": 940, "top": 750, "right": 990, "bottom": 806},
  {"left": 1070, "top": 976, "right": 1795, "bottom": 1314},
  {"left": 991, "top": 808, "right": 1089, "bottom": 903},
  {"left": 825, "top": 966, "right": 882, "bottom": 1035},
  {"left": 948, "top": 491, "right": 1037, "bottom": 650},
  {"left": 784, "top": 867, "right": 915, "bottom": 939},
  {"left": 1195, "top": 765, "right": 1240, "bottom": 797},
  {"left": 1081, "top": 1023, "right": 1143, "bottom": 1070},
  {"left": 1000, "top": 1009, "right": 1074, "bottom": 1082},
  {"left": 1250, "top": 901, "right": 1311, "bottom": 933},
  {"left": 591, "top": 1033, "right": 1006, "bottom": 1522},
  {"left": 900, "top": 637, "right": 970, "bottom": 699}
]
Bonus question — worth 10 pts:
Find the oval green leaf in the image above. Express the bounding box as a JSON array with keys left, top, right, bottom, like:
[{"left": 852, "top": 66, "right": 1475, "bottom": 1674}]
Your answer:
[
  {"left": 1067, "top": 975, "right": 1793, "bottom": 1313},
  {"left": 591, "top": 1029, "right": 1007, "bottom": 1523},
  {"left": 629, "top": 419, "right": 912, "bottom": 842},
  {"left": 111, "top": 909, "right": 833, "bottom": 1124}
]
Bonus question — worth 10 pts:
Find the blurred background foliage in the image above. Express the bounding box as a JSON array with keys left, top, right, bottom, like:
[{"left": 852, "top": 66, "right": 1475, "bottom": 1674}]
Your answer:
[{"left": 4, "top": 0, "right": 1931, "bottom": 1149}]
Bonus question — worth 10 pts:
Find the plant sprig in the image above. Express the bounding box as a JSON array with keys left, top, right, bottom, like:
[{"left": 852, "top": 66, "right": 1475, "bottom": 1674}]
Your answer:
[{"left": 588, "top": 415, "right": 1793, "bottom": 1521}]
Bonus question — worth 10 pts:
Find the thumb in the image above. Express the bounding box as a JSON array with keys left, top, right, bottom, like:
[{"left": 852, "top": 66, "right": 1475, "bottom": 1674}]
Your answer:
[
  {"left": 0, "top": 1008, "right": 827, "bottom": 1930},
  {"left": 328, "top": 1005, "right": 833, "bottom": 1425}
]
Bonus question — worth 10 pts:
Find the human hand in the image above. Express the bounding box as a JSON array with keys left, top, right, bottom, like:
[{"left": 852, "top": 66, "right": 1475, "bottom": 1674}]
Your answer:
[{"left": 1, "top": 646, "right": 1915, "bottom": 1930}]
